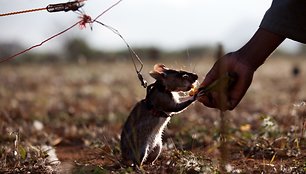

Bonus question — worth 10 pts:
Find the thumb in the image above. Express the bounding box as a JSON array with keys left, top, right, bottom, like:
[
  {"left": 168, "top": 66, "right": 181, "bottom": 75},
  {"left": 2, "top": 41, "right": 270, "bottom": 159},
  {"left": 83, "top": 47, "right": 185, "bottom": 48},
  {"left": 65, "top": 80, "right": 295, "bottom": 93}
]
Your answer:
[{"left": 200, "top": 67, "right": 218, "bottom": 88}]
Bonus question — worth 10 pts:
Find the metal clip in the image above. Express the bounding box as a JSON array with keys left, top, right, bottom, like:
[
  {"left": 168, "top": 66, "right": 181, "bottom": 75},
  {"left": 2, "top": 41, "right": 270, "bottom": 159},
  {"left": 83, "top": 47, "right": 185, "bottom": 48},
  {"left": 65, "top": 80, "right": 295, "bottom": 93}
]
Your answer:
[
  {"left": 138, "top": 73, "right": 147, "bottom": 88},
  {"left": 47, "top": 1, "right": 84, "bottom": 13}
]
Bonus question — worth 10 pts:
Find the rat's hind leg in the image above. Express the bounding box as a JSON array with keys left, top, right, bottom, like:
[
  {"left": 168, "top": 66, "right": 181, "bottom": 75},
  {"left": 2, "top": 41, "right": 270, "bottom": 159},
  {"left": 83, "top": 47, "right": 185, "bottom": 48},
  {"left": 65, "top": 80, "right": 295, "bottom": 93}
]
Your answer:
[
  {"left": 145, "top": 142, "right": 162, "bottom": 164},
  {"left": 138, "top": 145, "right": 150, "bottom": 166}
]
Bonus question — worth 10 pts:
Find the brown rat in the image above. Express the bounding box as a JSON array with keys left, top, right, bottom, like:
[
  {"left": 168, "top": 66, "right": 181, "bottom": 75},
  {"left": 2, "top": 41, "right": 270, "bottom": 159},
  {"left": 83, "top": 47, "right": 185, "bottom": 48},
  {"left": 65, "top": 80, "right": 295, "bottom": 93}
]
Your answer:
[{"left": 120, "top": 64, "right": 198, "bottom": 166}]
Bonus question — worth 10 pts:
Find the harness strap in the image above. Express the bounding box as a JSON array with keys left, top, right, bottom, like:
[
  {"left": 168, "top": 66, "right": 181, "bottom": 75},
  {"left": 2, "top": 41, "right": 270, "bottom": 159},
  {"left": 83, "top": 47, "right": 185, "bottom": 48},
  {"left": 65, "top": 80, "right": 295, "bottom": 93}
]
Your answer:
[
  {"left": 143, "top": 82, "right": 170, "bottom": 118},
  {"left": 150, "top": 108, "right": 169, "bottom": 118},
  {"left": 143, "top": 100, "right": 169, "bottom": 118}
]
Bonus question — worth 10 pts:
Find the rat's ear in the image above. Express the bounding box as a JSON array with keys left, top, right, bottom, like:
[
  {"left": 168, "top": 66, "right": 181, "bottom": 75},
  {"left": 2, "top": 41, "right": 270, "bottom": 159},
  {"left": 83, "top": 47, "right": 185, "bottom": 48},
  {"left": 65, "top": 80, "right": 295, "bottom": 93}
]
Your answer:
[
  {"left": 150, "top": 64, "right": 168, "bottom": 80},
  {"left": 153, "top": 64, "right": 167, "bottom": 73},
  {"left": 149, "top": 71, "right": 166, "bottom": 80}
]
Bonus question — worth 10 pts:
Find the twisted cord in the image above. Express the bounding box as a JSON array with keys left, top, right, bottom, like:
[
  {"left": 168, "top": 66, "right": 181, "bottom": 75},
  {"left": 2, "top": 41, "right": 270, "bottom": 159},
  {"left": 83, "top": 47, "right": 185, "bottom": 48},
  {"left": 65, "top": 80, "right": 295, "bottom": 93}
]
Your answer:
[
  {"left": 0, "top": 21, "right": 79, "bottom": 63},
  {"left": 0, "top": 7, "right": 46, "bottom": 17}
]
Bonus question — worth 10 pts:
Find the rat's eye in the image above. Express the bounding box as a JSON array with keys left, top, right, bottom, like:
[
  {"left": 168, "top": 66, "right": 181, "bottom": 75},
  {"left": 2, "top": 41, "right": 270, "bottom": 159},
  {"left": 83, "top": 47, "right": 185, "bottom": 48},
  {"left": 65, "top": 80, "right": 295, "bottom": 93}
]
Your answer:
[{"left": 182, "top": 74, "right": 189, "bottom": 78}]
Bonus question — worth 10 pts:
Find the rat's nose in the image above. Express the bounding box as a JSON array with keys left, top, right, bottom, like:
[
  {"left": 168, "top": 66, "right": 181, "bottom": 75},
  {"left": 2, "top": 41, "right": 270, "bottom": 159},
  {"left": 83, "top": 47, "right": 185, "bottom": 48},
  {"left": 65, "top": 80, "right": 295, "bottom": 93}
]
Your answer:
[{"left": 191, "top": 73, "right": 198, "bottom": 81}]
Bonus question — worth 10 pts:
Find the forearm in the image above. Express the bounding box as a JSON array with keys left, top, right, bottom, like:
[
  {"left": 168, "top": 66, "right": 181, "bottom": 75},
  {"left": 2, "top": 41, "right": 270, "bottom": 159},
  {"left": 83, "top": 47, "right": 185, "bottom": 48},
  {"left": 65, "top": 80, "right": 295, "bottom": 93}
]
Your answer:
[
  {"left": 260, "top": 0, "right": 306, "bottom": 43},
  {"left": 236, "top": 27, "right": 285, "bottom": 71}
]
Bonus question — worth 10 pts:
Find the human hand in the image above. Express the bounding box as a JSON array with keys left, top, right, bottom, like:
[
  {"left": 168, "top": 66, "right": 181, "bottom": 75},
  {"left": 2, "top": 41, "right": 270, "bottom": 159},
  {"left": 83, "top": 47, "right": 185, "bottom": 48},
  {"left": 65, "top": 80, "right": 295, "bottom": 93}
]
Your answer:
[{"left": 197, "top": 51, "right": 255, "bottom": 110}]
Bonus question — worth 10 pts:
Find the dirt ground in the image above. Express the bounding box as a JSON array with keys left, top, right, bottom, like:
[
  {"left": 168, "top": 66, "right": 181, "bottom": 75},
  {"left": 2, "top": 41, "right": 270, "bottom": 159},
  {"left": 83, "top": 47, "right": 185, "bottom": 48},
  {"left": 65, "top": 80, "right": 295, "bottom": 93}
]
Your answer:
[{"left": 0, "top": 57, "right": 305, "bottom": 173}]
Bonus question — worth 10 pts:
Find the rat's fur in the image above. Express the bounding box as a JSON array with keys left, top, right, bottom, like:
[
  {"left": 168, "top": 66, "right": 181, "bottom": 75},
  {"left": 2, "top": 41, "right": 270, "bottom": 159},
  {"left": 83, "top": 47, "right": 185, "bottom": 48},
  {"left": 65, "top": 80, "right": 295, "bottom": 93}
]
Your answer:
[{"left": 120, "top": 64, "right": 198, "bottom": 166}]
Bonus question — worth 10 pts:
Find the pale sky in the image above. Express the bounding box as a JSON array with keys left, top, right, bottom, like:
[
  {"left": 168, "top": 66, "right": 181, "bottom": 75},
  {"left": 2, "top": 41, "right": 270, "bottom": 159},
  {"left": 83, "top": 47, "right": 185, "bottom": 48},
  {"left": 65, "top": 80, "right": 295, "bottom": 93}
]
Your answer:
[{"left": 0, "top": 0, "right": 301, "bottom": 53}]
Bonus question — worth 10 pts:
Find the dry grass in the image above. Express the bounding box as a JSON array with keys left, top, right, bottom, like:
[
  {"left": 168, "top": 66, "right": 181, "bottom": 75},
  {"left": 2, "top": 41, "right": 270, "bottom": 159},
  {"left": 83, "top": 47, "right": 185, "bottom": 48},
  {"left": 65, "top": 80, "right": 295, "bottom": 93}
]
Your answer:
[{"left": 0, "top": 57, "right": 305, "bottom": 173}]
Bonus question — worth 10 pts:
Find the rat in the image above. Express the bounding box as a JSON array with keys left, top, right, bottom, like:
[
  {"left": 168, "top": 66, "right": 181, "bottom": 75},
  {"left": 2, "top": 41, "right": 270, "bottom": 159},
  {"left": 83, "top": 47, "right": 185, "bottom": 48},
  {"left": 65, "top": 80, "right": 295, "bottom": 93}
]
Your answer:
[{"left": 120, "top": 64, "right": 198, "bottom": 166}]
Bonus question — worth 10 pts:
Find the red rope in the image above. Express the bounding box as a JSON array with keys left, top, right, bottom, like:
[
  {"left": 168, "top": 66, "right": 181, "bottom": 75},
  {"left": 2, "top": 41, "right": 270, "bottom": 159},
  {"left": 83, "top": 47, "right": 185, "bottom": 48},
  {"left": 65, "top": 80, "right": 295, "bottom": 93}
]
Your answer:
[
  {"left": 93, "top": 0, "right": 122, "bottom": 22},
  {"left": 0, "top": 21, "right": 79, "bottom": 63},
  {"left": 0, "top": 7, "right": 46, "bottom": 17},
  {"left": 0, "top": 0, "right": 123, "bottom": 63}
]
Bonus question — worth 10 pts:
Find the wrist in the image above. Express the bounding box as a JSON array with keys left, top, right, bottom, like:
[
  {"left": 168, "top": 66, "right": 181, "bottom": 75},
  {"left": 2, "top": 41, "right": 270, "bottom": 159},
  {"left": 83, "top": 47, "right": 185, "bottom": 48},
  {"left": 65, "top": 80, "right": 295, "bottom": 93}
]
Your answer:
[{"left": 236, "top": 28, "right": 285, "bottom": 71}]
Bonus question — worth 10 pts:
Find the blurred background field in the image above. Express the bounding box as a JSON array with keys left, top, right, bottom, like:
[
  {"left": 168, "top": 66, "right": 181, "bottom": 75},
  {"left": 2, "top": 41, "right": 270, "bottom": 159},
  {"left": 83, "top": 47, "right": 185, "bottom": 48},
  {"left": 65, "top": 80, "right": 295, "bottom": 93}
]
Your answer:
[
  {"left": 0, "top": 0, "right": 305, "bottom": 173},
  {"left": 0, "top": 52, "right": 305, "bottom": 173}
]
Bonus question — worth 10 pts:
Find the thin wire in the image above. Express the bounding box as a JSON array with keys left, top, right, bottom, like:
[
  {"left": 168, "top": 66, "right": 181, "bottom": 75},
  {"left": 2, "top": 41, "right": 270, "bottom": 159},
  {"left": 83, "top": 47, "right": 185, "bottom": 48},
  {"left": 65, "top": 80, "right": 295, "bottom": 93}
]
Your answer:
[
  {"left": 95, "top": 20, "right": 147, "bottom": 88},
  {"left": 0, "top": 0, "right": 146, "bottom": 87},
  {"left": 0, "top": 22, "right": 79, "bottom": 63},
  {"left": 0, "top": 7, "right": 46, "bottom": 17},
  {"left": 95, "top": 20, "right": 143, "bottom": 73},
  {"left": 90, "top": 0, "right": 146, "bottom": 87},
  {"left": 92, "top": 0, "right": 122, "bottom": 22},
  {"left": 0, "top": 0, "right": 123, "bottom": 64}
]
